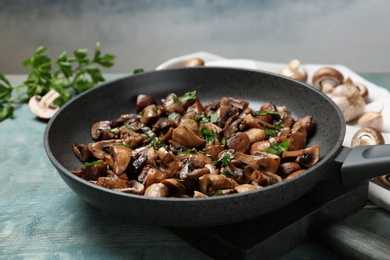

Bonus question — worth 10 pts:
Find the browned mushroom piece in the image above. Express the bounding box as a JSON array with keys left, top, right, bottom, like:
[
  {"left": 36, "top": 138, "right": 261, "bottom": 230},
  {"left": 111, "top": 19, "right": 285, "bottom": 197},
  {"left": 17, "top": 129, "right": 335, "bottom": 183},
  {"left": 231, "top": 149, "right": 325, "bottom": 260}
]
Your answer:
[
  {"left": 177, "top": 152, "right": 214, "bottom": 168},
  {"left": 351, "top": 127, "right": 385, "bottom": 148},
  {"left": 312, "top": 67, "right": 344, "bottom": 93},
  {"left": 286, "top": 131, "right": 307, "bottom": 151},
  {"left": 144, "top": 183, "right": 170, "bottom": 197},
  {"left": 199, "top": 174, "right": 239, "bottom": 196},
  {"left": 96, "top": 176, "right": 130, "bottom": 189},
  {"left": 250, "top": 140, "right": 271, "bottom": 154},
  {"left": 142, "top": 167, "right": 167, "bottom": 188},
  {"left": 222, "top": 160, "right": 250, "bottom": 184},
  {"left": 91, "top": 120, "right": 112, "bottom": 141},
  {"left": 115, "top": 180, "right": 145, "bottom": 195},
  {"left": 284, "top": 169, "right": 306, "bottom": 180},
  {"left": 250, "top": 170, "right": 282, "bottom": 186},
  {"left": 156, "top": 148, "right": 181, "bottom": 178},
  {"left": 160, "top": 178, "right": 187, "bottom": 196},
  {"left": 226, "top": 132, "right": 251, "bottom": 153},
  {"left": 78, "top": 161, "right": 108, "bottom": 181},
  {"left": 72, "top": 143, "right": 93, "bottom": 163},
  {"left": 139, "top": 104, "right": 162, "bottom": 125},
  {"left": 179, "top": 163, "right": 210, "bottom": 181},
  {"left": 162, "top": 93, "right": 185, "bottom": 114},
  {"left": 184, "top": 57, "right": 205, "bottom": 67},
  {"left": 109, "top": 145, "right": 132, "bottom": 175},
  {"left": 282, "top": 145, "right": 320, "bottom": 169},
  {"left": 277, "top": 162, "right": 301, "bottom": 179},
  {"left": 292, "top": 115, "right": 314, "bottom": 136},
  {"left": 244, "top": 128, "right": 266, "bottom": 144},
  {"left": 172, "top": 125, "right": 206, "bottom": 148},
  {"left": 236, "top": 152, "right": 281, "bottom": 174},
  {"left": 136, "top": 94, "right": 157, "bottom": 114},
  {"left": 234, "top": 184, "right": 262, "bottom": 193},
  {"left": 193, "top": 190, "right": 208, "bottom": 198},
  {"left": 87, "top": 139, "right": 123, "bottom": 160}
]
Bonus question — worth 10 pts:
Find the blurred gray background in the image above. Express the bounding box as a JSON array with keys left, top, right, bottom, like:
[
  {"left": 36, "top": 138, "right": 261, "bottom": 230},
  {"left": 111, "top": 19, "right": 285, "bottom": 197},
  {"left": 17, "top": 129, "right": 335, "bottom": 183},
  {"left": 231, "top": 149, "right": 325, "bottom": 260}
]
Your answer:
[{"left": 1, "top": 0, "right": 389, "bottom": 74}]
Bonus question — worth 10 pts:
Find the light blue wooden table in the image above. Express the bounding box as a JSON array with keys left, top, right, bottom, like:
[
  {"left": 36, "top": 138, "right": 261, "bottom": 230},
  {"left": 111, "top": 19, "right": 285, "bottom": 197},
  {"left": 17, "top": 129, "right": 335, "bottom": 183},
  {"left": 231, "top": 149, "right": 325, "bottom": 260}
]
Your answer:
[{"left": 1, "top": 74, "right": 390, "bottom": 259}]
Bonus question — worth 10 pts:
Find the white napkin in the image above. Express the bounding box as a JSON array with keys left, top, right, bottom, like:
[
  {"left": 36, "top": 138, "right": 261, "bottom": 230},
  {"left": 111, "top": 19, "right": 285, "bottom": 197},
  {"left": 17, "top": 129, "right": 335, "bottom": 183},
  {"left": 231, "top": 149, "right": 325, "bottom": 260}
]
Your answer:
[{"left": 157, "top": 52, "right": 390, "bottom": 210}]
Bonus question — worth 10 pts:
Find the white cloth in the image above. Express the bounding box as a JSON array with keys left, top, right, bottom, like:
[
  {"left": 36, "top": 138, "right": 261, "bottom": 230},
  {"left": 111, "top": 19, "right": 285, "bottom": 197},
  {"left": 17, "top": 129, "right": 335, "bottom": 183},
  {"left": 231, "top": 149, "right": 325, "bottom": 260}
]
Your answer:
[{"left": 157, "top": 52, "right": 390, "bottom": 211}]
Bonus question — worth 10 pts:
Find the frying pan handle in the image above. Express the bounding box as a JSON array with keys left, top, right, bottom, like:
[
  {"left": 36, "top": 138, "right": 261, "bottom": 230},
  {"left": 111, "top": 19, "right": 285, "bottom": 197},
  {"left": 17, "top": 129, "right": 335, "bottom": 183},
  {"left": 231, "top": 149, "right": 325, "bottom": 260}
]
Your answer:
[{"left": 337, "top": 144, "right": 390, "bottom": 186}]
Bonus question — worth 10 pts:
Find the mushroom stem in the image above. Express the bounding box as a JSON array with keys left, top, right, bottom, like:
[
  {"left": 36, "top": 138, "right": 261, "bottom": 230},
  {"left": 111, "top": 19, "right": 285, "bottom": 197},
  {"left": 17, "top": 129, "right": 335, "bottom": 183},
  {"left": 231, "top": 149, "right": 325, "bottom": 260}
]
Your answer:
[{"left": 40, "top": 90, "right": 61, "bottom": 108}]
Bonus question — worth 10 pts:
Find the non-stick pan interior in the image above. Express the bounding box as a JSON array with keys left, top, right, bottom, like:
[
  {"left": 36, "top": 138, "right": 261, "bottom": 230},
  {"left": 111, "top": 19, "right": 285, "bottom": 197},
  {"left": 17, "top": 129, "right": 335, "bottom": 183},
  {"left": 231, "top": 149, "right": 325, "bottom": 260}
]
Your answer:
[{"left": 44, "top": 67, "right": 346, "bottom": 227}]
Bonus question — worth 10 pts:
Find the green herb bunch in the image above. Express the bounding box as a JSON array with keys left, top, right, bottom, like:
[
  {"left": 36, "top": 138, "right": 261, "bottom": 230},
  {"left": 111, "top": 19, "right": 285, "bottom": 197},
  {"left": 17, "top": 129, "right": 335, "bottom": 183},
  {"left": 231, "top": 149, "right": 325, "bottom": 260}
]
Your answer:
[{"left": 0, "top": 42, "right": 116, "bottom": 121}]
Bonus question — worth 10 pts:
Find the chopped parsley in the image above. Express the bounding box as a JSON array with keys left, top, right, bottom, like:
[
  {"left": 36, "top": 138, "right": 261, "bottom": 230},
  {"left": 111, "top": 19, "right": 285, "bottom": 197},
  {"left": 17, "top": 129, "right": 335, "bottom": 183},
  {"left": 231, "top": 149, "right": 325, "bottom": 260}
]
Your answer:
[
  {"left": 195, "top": 113, "right": 218, "bottom": 124},
  {"left": 145, "top": 133, "right": 165, "bottom": 150},
  {"left": 84, "top": 160, "right": 104, "bottom": 167},
  {"left": 253, "top": 110, "right": 280, "bottom": 117},
  {"left": 214, "top": 152, "right": 233, "bottom": 168},
  {"left": 265, "top": 124, "right": 282, "bottom": 137},
  {"left": 266, "top": 140, "right": 289, "bottom": 156},
  {"left": 200, "top": 127, "right": 218, "bottom": 143},
  {"left": 182, "top": 90, "right": 197, "bottom": 101}
]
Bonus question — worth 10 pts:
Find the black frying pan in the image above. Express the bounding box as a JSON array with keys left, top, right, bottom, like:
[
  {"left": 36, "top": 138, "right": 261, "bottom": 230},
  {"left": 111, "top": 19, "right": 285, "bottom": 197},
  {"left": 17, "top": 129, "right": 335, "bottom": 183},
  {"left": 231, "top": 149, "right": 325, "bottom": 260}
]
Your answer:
[{"left": 44, "top": 67, "right": 390, "bottom": 227}]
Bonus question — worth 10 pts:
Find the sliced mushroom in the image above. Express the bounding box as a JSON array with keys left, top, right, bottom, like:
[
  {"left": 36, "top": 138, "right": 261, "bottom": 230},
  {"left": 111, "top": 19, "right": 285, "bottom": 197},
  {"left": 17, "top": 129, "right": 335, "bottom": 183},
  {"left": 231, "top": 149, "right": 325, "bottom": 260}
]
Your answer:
[
  {"left": 28, "top": 89, "right": 61, "bottom": 119},
  {"left": 109, "top": 145, "right": 132, "bottom": 175},
  {"left": 162, "top": 93, "right": 185, "bottom": 114},
  {"left": 160, "top": 178, "right": 187, "bottom": 196},
  {"left": 136, "top": 94, "right": 157, "bottom": 114},
  {"left": 177, "top": 152, "right": 214, "bottom": 168},
  {"left": 172, "top": 125, "right": 205, "bottom": 148},
  {"left": 96, "top": 176, "right": 130, "bottom": 189},
  {"left": 140, "top": 104, "right": 162, "bottom": 125},
  {"left": 193, "top": 190, "right": 208, "bottom": 198},
  {"left": 234, "top": 183, "right": 262, "bottom": 193},
  {"left": 282, "top": 145, "right": 320, "bottom": 169},
  {"left": 312, "top": 67, "right": 344, "bottom": 93},
  {"left": 142, "top": 167, "right": 167, "bottom": 188},
  {"left": 78, "top": 161, "right": 108, "bottom": 181},
  {"left": 284, "top": 169, "right": 306, "bottom": 180},
  {"left": 226, "top": 132, "right": 251, "bottom": 153},
  {"left": 144, "top": 183, "right": 169, "bottom": 197},
  {"left": 199, "top": 174, "right": 239, "bottom": 196},
  {"left": 244, "top": 128, "right": 266, "bottom": 144},
  {"left": 157, "top": 148, "right": 181, "bottom": 178},
  {"left": 286, "top": 131, "right": 306, "bottom": 151},
  {"left": 72, "top": 143, "right": 93, "bottom": 163},
  {"left": 250, "top": 170, "right": 282, "bottom": 186},
  {"left": 351, "top": 127, "right": 385, "bottom": 148},
  {"left": 277, "top": 162, "right": 301, "bottom": 179},
  {"left": 292, "top": 115, "right": 314, "bottom": 136},
  {"left": 250, "top": 140, "right": 271, "bottom": 154},
  {"left": 91, "top": 120, "right": 112, "bottom": 141},
  {"left": 115, "top": 180, "right": 145, "bottom": 194}
]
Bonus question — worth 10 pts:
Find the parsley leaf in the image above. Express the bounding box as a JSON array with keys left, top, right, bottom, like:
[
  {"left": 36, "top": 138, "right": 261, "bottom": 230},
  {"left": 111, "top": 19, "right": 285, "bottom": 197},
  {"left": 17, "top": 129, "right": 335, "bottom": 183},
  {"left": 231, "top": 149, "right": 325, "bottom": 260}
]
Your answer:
[
  {"left": 253, "top": 110, "right": 280, "bottom": 117},
  {"left": 266, "top": 140, "right": 289, "bottom": 156}
]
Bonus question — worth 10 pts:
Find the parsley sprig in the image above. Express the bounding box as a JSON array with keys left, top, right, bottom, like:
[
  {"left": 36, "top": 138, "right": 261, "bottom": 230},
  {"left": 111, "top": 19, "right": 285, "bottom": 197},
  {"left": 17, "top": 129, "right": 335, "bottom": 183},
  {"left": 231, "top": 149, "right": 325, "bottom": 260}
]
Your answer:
[{"left": 0, "top": 42, "right": 116, "bottom": 121}]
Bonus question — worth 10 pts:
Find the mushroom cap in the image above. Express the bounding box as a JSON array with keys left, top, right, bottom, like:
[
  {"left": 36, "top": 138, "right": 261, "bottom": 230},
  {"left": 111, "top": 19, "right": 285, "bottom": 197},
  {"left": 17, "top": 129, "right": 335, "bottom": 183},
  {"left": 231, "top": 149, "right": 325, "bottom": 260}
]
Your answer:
[
  {"left": 312, "top": 67, "right": 344, "bottom": 92},
  {"left": 279, "top": 59, "right": 307, "bottom": 83},
  {"left": 351, "top": 127, "right": 385, "bottom": 148},
  {"left": 184, "top": 57, "right": 205, "bottom": 67}
]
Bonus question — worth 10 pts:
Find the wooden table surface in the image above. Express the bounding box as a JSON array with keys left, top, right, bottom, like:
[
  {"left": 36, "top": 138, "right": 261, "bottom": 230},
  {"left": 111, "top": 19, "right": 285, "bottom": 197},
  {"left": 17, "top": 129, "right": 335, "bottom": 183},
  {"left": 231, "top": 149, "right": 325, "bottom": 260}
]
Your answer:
[{"left": 1, "top": 73, "right": 390, "bottom": 259}]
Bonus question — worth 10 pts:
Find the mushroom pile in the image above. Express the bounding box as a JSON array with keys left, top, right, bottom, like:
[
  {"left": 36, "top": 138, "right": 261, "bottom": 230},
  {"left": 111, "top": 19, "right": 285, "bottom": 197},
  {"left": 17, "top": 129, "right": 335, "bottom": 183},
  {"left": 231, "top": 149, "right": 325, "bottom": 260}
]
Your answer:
[{"left": 72, "top": 91, "right": 320, "bottom": 198}]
